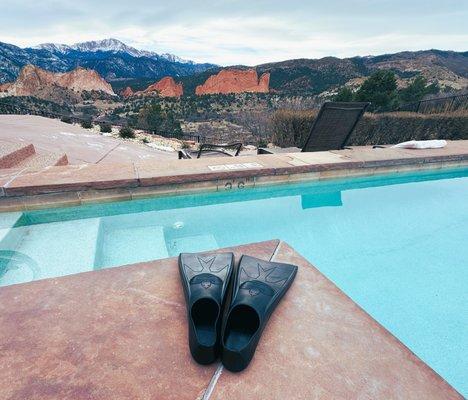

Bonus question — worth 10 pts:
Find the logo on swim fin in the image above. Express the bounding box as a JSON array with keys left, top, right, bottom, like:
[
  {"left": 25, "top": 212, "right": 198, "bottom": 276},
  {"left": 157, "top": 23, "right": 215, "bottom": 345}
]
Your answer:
[
  {"left": 191, "top": 273, "right": 222, "bottom": 289},
  {"left": 241, "top": 281, "right": 275, "bottom": 297},
  {"left": 201, "top": 280, "right": 212, "bottom": 289}
]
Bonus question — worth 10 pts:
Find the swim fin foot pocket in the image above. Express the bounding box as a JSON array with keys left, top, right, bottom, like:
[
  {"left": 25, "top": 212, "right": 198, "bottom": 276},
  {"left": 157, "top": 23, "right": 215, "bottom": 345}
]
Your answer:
[
  {"left": 221, "top": 255, "right": 298, "bottom": 372},
  {"left": 179, "top": 252, "right": 297, "bottom": 370},
  {"left": 179, "top": 252, "right": 234, "bottom": 365}
]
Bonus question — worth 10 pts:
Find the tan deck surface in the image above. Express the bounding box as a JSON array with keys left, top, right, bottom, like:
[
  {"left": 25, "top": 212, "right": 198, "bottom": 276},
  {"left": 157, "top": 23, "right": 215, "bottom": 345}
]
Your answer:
[
  {"left": 0, "top": 115, "right": 174, "bottom": 164},
  {"left": 0, "top": 140, "right": 466, "bottom": 211},
  {"left": 0, "top": 240, "right": 461, "bottom": 399}
]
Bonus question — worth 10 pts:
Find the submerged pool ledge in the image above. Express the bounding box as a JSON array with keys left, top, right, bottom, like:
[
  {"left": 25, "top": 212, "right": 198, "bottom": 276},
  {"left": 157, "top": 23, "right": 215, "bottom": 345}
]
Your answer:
[
  {"left": 0, "top": 141, "right": 467, "bottom": 211},
  {"left": 0, "top": 240, "right": 462, "bottom": 399}
]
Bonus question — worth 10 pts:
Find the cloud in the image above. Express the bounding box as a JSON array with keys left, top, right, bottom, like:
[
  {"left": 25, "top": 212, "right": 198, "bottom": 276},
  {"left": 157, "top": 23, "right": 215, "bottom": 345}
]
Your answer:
[{"left": 1, "top": 0, "right": 467, "bottom": 65}]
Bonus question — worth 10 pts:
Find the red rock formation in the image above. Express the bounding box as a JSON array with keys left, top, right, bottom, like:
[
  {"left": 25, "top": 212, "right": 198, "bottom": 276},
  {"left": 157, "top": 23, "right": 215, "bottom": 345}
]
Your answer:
[
  {"left": 121, "top": 86, "right": 134, "bottom": 98},
  {"left": 195, "top": 69, "right": 270, "bottom": 95},
  {"left": 135, "top": 77, "right": 183, "bottom": 97},
  {"left": 0, "top": 83, "right": 12, "bottom": 92},
  {"left": 1, "top": 65, "right": 115, "bottom": 96}
]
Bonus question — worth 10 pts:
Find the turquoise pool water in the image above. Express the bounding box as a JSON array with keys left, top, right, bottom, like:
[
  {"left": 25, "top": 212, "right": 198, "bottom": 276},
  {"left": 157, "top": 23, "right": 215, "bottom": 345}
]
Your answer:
[{"left": 1, "top": 167, "right": 467, "bottom": 394}]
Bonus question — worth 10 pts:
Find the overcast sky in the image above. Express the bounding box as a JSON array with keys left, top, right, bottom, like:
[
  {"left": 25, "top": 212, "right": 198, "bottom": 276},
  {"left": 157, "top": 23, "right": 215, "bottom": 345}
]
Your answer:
[{"left": 1, "top": 0, "right": 467, "bottom": 65}]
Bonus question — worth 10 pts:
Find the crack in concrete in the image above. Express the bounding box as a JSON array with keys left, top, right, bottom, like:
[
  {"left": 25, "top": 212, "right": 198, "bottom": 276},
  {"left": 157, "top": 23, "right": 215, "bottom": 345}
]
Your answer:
[
  {"left": 95, "top": 143, "right": 121, "bottom": 164},
  {"left": 201, "top": 363, "right": 224, "bottom": 400},
  {"left": 270, "top": 239, "right": 283, "bottom": 261},
  {"left": 197, "top": 241, "right": 281, "bottom": 400}
]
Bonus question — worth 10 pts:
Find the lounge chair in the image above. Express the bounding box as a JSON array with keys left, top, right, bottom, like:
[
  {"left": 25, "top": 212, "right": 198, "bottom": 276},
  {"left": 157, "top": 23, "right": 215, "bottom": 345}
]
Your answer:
[
  {"left": 178, "top": 142, "right": 243, "bottom": 159},
  {"left": 258, "top": 102, "right": 370, "bottom": 154}
]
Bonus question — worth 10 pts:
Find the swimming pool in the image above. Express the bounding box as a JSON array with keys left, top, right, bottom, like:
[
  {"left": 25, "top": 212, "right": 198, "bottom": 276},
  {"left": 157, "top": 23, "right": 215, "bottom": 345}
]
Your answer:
[{"left": 1, "top": 167, "right": 467, "bottom": 395}]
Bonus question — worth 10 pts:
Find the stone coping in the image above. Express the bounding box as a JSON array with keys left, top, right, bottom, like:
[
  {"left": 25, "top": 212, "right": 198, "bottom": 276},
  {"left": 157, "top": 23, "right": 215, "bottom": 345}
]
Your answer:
[
  {"left": 0, "top": 240, "right": 461, "bottom": 399},
  {"left": 0, "top": 141, "right": 467, "bottom": 212}
]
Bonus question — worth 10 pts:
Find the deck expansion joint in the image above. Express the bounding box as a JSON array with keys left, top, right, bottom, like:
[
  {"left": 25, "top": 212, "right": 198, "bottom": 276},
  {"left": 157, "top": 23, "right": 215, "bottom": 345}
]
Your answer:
[{"left": 201, "top": 363, "right": 224, "bottom": 400}]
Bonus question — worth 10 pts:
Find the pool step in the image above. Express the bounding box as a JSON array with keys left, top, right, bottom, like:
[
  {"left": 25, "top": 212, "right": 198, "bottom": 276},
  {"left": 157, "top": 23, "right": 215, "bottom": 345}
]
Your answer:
[
  {"left": 93, "top": 210, "right": 171, "bottom": 268},
  {"left": 15, "top": 152, "right": 68, "bottom": 169},
  {"left": 166, "top": 234, "right": 219, "bottom": 257},
  {"left": 0, "top": 140, "right": 68, "bottom": 170},
  {"left": 95, "top": 223, "right": 169, "bottom": 268},
  {"left": 0, "top": 217, "right": 101, "bottom": 286},
  {"left": 0, "top": 211, "right": 24, "bottom": 245},
  {"left": 0, "top": 142, "right": 35, "bottom": 168}
]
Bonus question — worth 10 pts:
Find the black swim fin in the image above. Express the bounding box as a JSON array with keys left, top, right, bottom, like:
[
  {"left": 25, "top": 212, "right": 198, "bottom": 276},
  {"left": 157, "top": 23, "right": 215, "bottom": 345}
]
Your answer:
[
  {"left": 179, "top": 252, "right": 234, "bottom": 364},
  {"left": 221, "top": 255, "right": 298, "bottom": 372}
]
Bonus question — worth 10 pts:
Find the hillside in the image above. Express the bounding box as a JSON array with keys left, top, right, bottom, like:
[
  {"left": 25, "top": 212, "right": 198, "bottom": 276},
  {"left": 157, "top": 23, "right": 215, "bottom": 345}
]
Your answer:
[
  {"left": 258, "top": 51, "right": 468, "bottom": 95},
  {"left": 1, "top": 44, "right": 466, "bottom": 147},
  {"left": 178, "top": 50, "right": 468, "bottom": 96}
]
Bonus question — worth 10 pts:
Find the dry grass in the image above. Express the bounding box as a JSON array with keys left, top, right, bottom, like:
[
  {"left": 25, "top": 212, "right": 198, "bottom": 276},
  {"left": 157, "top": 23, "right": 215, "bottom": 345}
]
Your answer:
[{"left": 271, "top": 109, "right": 468, "bottom": 147}]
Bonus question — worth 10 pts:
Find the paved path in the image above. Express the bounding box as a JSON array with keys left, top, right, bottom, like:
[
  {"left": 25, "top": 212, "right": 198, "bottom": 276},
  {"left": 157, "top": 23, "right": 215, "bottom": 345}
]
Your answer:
[{"left": 0, "top": 115, "right": 176, "bottom": 164}]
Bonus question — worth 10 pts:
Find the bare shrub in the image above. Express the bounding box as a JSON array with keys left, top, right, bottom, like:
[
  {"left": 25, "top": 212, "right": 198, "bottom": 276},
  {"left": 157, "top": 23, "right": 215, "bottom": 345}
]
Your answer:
[
  {"left": 271, "top": 109, "right": 468, "bottom": 147},
  {"left": 119, "top": 126, "right": 135, "bottom": 139}
]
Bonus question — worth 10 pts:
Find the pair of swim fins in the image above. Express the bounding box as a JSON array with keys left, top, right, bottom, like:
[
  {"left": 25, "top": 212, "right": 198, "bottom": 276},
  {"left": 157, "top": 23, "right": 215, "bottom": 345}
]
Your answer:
[{"left": 179, "top": 252, "right": 298, "bottom": 372}]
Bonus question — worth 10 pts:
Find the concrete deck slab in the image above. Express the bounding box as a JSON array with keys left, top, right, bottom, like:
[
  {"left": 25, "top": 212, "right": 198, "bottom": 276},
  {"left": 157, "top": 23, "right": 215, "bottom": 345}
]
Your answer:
[
  {"left": 3, "top": 163, "right": 138, "bottom": 196},
  {"left": 0, "top": 240, "right": 280, "bottom": 400},
  {"left": 210, "top": 242, "right": 461, "bottom": 400},
  {"left": 0, "top": 140, "right": 467, "bottom": 210},
  {"left": 397, "top": 143, "right": 468, "bottom": 159},
  {"left": 0, "top": 240, "right": 460, "bottom": 399},
  {"left": 15, "top": 152, "right": 68, "bottom": 169},
  {"left": 0, "top": 115, "right": 174, "bottom": 164},
  {"left": 332, "top": 142, "right": 468, "bottom": 165},
  {"left": 332, "top": 146, "right": 412, "bottom": 163},
  {"left": 135, "top": 155, "right": 293, "bottom": 186},
  {"left": 285, "top": 150, "right": 352, "bottom": 165}
]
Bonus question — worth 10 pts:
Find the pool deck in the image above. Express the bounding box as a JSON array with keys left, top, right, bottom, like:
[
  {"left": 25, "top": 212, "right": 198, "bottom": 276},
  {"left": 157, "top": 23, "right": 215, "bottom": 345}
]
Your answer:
[
  {"left": 0, "top": 240, "right": 461, "bottom": 399},
  {"left": 0, "top": 114, "right": 175, "bottom": 164},
  {"left": 0, "top": 140, "right": 467, "bottom": 211}
]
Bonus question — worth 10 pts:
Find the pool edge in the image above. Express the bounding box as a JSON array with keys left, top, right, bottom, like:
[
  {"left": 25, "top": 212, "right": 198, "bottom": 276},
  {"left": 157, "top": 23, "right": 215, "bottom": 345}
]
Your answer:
[{"left": 1, "top": 158, "right": 466, "bottom": 212}]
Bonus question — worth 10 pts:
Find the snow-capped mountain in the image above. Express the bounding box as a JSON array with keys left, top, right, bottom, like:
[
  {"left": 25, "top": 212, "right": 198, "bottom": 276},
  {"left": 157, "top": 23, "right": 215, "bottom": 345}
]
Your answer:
[
  {"left": 160, "top": 53, "right": 193, "bottom": 65},
  {"left": 71, "top": 38, "right": 140, "bottom": 55},
  {"left": 33, "top": 43, "right": 71, "bottom": 54},
  {"left": 33, "top": 38, "right": 193, "bottom": 64},
  {"left": 0, "top": 39, "right": 216, "bottom": 83}
]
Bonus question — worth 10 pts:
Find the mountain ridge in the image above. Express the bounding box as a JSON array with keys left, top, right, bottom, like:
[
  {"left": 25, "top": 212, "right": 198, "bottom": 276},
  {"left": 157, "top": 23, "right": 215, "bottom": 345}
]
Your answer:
[
  {"left": 1, "top": 38, "right": 467, "bottom": 96},
  {"left": 157, "top": 49, "right": 468, "bottom": 96},
  {"left": 254, "top": 49, "right": 468, "bottom": 95},
  {"left": 0, "top": 39, "right": 217, "bottom": 84},
  {"left": 31, "top": 38, "right": 193, "bottom": 64}
]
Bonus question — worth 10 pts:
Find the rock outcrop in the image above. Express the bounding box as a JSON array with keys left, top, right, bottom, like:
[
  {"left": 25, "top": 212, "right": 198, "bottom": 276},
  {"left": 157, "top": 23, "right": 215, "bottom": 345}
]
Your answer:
[
  {"left": 195, "top": 69, "right": 270, "bottom": 95},
  {"left": 134, "top": 77, "right": 183, "bottom": 97},
  {"left": 0, "top": 83, "right": 12, "bottom": 93},
  {"left": 121, "top": 86, "right": 134, "bottom": 98},
  {"left": 0, "top": 65, "right": 115, "bottom": 97}
]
